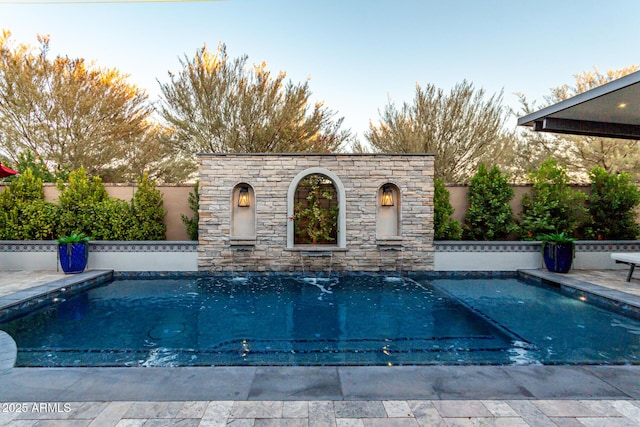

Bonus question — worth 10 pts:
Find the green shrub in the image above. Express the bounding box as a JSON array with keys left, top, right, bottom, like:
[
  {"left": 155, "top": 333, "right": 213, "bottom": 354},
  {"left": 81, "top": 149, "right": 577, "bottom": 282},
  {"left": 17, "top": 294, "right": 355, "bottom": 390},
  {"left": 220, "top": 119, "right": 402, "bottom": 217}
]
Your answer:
[
  {"left": 57, "top": 167, "right": 109, "bottom": 236},
  {"left": 463, "top": 164, "right": 515, "bottom": 240},
  {"left": 0, "top": 203, "right": 21, "bottom": 239},
  {"left": 181, "top": 181, "right": 199, "bottom": 241},
  {"left": 582, "top": 167, "right": 640, "bottom": 240},
  {"left": 434, "top": 178, "right": 462, "bottom": 240},
  {"left": 519, "top": 158, "right": 586, "bottom": 240},
  {"left": 10, "top": 151, "right": 64, "bottom": 183},
  {"left": 130, "top": 172, "right": 166, "bottom": 240},
  {"left": 19, "top": 200, "right": 59, "bottom": 240},
  {"left": 0, "top": 169, "right": 58, "bottom": 240},
  {"left": 2, "top": 168, "right": 44, "bottom": 202},
  {"left": 1, "top": 167, "right": 169, "bottom": 241},
  {"left": 87, "top": 198, "right": 136, "bottom": 240}
]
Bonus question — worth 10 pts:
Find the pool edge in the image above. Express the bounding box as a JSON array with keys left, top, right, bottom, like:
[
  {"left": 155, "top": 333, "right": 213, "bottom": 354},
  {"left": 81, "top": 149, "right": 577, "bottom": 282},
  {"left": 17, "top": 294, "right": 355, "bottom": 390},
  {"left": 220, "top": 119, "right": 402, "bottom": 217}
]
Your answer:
[
  {"left": 0, "top": 270, "right": 114, "bottom": 323},
  {"left": 518, "top": 269, "right": 640, "bottom": 321}
]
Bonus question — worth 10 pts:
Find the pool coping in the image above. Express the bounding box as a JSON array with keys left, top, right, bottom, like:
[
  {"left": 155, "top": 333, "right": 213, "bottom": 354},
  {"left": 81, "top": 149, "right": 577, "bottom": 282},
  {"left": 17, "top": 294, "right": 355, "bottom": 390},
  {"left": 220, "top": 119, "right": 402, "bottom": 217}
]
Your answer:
[
  {"left": 0, "top": 270, "right": 114, "bottom": 324},
  {"left": 1, "top": 365, "right": 640, "bottom": 401},
  {"left": 1, "top": 269, "right": 640, "bottom": 402},
  {"left": 518, "top": 269, "right": 640, "bottom": 320}
]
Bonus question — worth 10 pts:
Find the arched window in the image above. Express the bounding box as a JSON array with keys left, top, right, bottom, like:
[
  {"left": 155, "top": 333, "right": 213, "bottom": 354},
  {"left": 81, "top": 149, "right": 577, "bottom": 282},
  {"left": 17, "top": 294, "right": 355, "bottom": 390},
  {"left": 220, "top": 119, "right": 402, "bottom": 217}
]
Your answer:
[
  {"left": 293, "top": 173, "right": 338, "bottom": 245},
  {"left": 287, "top": 168, "right": 346, "bottom": 248}
]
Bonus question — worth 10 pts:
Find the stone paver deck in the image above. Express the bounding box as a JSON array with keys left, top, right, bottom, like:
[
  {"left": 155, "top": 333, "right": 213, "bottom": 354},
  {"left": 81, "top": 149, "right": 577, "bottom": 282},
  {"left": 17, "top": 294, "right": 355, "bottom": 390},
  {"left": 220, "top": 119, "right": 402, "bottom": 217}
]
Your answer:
[
  {"left": 0, "top": 270, "right": 66, "bottom": 298},
  {"left": 568, "top": 268, "right": 640, "bottom": 297},
  {"left": 0, "top": 269, "right": 639, "bottom": 426},
  {"left": 0, "top": 399, "right": 638, "bottom": 426}
]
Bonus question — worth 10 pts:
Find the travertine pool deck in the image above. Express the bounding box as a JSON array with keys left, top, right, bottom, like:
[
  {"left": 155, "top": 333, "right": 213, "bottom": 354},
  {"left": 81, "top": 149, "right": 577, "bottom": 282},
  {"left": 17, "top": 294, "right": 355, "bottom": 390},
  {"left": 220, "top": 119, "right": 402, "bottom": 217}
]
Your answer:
[{"left": 0, "top": 269, "right": 639, "bottom": 426}]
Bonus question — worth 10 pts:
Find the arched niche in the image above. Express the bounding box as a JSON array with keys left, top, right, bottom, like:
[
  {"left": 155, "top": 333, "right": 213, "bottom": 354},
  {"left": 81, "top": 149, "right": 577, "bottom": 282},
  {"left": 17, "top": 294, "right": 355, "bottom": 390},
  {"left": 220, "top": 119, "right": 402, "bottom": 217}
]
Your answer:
[
  {"left": 376, "top": 182, "right": 401, "bottom": 238},
  {"left": 287, "top": 168, "right": 346, "bottom": 249},
  {"left": 231, "top": 183, "right": 256, "bottom": 240}
]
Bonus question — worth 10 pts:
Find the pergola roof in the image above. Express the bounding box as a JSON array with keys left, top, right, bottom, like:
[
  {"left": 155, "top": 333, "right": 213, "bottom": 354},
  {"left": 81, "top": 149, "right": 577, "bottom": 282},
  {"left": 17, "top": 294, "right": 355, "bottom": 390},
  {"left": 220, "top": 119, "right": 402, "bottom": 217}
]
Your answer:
[{"left": 517, "top": 70, "right": 640, "bottom": 140}]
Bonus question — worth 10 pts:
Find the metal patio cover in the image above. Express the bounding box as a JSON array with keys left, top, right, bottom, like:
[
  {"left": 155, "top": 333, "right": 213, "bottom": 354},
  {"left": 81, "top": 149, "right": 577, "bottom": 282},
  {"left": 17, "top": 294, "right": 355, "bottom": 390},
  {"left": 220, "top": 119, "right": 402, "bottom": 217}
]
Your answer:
[{"left": 517, "top": 70, "right": 640, "bottom": 139}]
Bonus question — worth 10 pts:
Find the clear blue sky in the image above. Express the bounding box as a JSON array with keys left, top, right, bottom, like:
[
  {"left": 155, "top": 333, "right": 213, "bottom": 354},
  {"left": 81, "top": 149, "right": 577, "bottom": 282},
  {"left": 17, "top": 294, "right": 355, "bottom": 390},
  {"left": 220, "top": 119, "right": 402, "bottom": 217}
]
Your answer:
[{"left": 1, "top": 0, "right": 639, "bottom": 142}]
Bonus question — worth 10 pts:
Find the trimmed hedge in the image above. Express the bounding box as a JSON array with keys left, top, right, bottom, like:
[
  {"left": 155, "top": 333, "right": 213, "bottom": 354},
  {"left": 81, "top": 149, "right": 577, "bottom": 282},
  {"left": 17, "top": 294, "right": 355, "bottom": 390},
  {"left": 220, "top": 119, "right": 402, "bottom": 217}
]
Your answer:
[
  {"left": 463, "top": 164, "right": 515, "bottom": 240},
  {"left": 583, "top": 167, "right": 640, "bottom": 240},
  {"left": 0, "top": 167, "right": 166, "bottom": 240},
  {"left": 434, "top": 178, "right": 462, "bottom": 240},
  {"left": 518, "top": 158, "right": 586, "bottom": 240}
]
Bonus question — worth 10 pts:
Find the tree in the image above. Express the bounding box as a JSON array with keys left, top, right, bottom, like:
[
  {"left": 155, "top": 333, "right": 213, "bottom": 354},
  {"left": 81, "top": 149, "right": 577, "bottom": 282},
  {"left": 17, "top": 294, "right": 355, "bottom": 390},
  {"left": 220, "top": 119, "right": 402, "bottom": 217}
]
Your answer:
[
  {"left": 433, "top": 178, "right": 462, "bottom": 240},
  {"left": 0, "top": 31, "right": 181, "bottom": 182},
  {"left": 518, "top": 158, "right": 586, "bottom": 240},
  {"left": 56, "top": 167, "right": 109, "bottom": 236},
  {"left": 181, "top": 181, "right": 199, "bottom": 241},
  {"left": 463, "top": 164, "right": 515, "bottom": 240},
  {"left": 582, "top": 167, "right": 640, "bottom": 240},
  {"left": 100, "top": 124, "right": 196, "bottom": 184},
  {"left": 515, "top": 66, "right": 640, "bottom": 181},
  {"left": 6, "top": 151, "right": 64, "bottom": 183},
  {"left": 365, "top": 80, "right": 514, "bottom": 182},
  {"left": 158, "top": 43, "right": 351, "bottom": 154},
  {"left": 0, "top": 168, "right": 58, "bottom": 240},
  {"left": 130, "top": 172, "right": 166, "bottom": 240}
]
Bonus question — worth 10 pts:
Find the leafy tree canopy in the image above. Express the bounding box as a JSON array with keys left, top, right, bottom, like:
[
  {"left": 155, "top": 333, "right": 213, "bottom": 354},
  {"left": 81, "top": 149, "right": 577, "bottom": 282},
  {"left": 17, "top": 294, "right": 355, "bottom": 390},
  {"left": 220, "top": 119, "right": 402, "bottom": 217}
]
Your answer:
[
  {"left": 0, "top": 30, "right": 188, "bottom": 182},
  {"left": 364, "top": 80, "right": 514, "bottom": 182},
  {"left": 158, "top": 43, "right": 351, "bottom": 155}
]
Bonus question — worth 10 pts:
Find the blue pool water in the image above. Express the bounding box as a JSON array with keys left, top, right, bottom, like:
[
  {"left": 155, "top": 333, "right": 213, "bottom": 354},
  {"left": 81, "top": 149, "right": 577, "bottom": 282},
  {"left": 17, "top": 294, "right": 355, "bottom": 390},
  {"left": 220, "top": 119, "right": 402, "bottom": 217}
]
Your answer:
[{"left": 1, "top": 273, "right": 639, "bottom": 367}]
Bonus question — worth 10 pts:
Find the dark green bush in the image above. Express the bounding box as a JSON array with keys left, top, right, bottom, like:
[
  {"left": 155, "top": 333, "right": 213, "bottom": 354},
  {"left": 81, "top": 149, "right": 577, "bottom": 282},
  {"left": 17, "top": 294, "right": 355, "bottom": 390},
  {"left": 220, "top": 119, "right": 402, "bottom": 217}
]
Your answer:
[
  {"left": 181, "top": 181, "right": 199, "bottom": 241},
  {"left": 19, "top": 200, "right": 59, "bottom": 240},
  {"left": 56, "top": 169, "right": 167, "bottom": 240},
  {"left": 582, "top": 167, "right": 640, "bottom": 240},
  {"left": 0, "top": 169, "right": 59, "bottom": 240},
  {"left": 87, "top": 198, "right": 136, "bottom": 240},
  {"left": 56, "top": 167, "right": 110, "bottom": 236},
  {"left": 1, "top": 167, "right": 169, "bottom": 241},
  {"left": 434, "top": 178, "right": 462, "bottom": 240},
  {"left": 519, "top": 158, "right": 586, "bottom": 240},
  {"left": 463, "top": 164, "right": 515, "bottom": 240},
  {"left": 2, "top": 168, "right": 44, "bottom": 202},
  {"left": 130, "top": 172, "right": 166, "bottom": 240}
]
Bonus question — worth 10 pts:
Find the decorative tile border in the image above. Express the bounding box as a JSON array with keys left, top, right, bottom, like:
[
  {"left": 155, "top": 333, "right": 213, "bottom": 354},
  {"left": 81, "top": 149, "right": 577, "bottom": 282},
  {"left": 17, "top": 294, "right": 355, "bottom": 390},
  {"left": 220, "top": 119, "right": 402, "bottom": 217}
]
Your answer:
[
  {"left": 0, "top": 241, "right": 57, "bottom": 252},
  {"left": 113, "top": 271, "right": 205, "bottom": 279},
  {"left": 2, "top": 240, "right": 637, "bottom": 255},
  {"left": 435, "top": 241, "right": 540, "bottom": 253},
  {"left": 436, "top": 240, "right": 640, "bottom": 253},
  {"left": 575, "top": 241, "right": 640, "bottom": 252},
  {"left": 90, "top": 241, "right": 198, "bottom": 253},
  {"left": 409, "top": 271, "right": 518, "bottom": 280},
  {"left": 0, "top": 241, "right": 198, "bottom": 253}
]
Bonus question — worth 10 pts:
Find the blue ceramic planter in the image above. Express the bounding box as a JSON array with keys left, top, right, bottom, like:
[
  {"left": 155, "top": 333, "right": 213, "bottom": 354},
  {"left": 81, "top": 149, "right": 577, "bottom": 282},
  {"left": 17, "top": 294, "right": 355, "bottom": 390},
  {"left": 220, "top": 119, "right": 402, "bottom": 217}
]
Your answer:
[
  {"left": 542, "top": 242, "right": 574, "bottom": 273},
  {"left": 58, "top": 242, "right": 88, "bottom": 274}
]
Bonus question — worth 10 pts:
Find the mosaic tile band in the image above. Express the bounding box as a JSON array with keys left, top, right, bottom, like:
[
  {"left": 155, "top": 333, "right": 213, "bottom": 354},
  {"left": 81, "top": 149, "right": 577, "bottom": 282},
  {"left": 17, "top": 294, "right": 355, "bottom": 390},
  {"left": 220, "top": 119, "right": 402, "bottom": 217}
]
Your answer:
[{"left": 1, "top": 240, "right": 638, "bottom": 253}]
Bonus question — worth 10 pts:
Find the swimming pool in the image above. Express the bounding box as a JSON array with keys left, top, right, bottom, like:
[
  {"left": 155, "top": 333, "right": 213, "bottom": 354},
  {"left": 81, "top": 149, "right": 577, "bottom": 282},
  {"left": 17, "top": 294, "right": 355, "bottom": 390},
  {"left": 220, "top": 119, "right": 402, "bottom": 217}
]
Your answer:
[{"left": 1, "top": 273, "right": 639, "bottom": 367}]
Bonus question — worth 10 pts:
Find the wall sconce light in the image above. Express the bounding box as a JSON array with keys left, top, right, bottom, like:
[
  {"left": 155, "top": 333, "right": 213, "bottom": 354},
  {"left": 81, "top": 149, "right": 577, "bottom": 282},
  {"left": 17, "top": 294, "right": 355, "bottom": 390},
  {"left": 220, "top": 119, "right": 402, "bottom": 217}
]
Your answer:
[
  {"left": 238, "top": 186, "right": 250, "bottom": 207},
  {"left": 381, "top": 185, "right": 394, "bottom": 207}
]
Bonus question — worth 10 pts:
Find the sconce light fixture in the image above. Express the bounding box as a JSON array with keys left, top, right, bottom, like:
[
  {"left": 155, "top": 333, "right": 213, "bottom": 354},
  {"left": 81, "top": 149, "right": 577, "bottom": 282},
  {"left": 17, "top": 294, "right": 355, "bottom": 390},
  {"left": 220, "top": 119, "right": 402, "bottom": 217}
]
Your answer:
[
  {"left": 381, "top": 185, "right": 394, "bottom": 207},
  {"left": 238, "top": 186, "right": 250, "bottom": 207}
]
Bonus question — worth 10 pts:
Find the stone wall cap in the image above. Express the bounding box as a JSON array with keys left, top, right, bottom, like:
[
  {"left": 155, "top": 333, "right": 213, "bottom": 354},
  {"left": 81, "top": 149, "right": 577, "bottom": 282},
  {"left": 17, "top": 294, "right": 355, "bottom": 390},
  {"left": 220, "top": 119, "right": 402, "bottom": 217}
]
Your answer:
[{"left": 197, "top": 152, "right": 435, "bottom": 157}]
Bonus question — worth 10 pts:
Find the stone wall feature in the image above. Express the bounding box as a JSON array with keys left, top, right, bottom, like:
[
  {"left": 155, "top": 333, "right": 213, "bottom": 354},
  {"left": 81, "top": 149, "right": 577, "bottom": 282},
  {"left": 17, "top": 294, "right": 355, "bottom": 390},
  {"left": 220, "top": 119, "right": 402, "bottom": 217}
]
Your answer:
[{"left": 198, "top": 154, "right": 435, "bottom": 272}]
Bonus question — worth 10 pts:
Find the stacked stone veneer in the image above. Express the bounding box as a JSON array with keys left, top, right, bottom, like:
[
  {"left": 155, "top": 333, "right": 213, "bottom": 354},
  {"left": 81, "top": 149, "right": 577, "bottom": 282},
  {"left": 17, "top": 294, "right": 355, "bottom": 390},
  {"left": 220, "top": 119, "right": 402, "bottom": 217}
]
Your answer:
[{"left": 198, "top": 154, "right": 434, "bottom": 272}]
